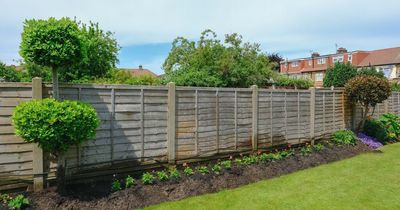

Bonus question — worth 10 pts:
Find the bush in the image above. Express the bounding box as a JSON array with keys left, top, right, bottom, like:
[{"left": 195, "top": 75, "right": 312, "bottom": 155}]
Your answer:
[
  {"left": 331, "top": 130, "right": 357, "bottom": 145},
  {"left": 92, "top": 69, "right": 161, "bottom": 86},
  {"left": 379, "top": 113, "right": 400, "bottom": 141},
  {"left": 363, "top": 119, "right": 390, "bottom": 144},
  {"left": 111, "top": 179, "right": 121, "bottom": 191},
  {"left": 125, "top": 175, "right": 135, "bottom": 188},
  {"left": 323, "top": 62, "right": 357, "bottom": 87},
  {"left": 0, "top": 63, "right": 22, "bottom": 82},
  {"left": 141, "top": 172, "right": 154, "bottom": 185},
  {"left": 391, "top": 82, "right": 400, "bottom": 92},
  {"left": 273, "top": 74, "right": 313, "bottom": 89},
  {"left": 357, "top": 66, "right": 385, "bottom": 78},
  {"left": 12, "top": 99, "right": 99, "bottom": 154},
  {"left": 8, "top": 195, "right": 29, "bottom": 210}
]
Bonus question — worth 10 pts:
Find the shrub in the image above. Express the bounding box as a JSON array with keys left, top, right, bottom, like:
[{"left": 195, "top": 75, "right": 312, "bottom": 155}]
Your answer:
[
  {"left": 125, "top": 175, "right": 135, "bottom": 188},
  {"left": 220, "top": 160, "right": 232, "bottom": 170},
  {"left": 259, "top": 153, "right": 270, "bottom": 162},
  {"left": 12, "top": 99, "right": 99, "bottom": 154},
  {"left": 0, "top": 63, "right": 22, "bottom": 82},
  {"left": 313, "top": 143, "right": 325, "bottom": 151},
  {"left": 280, "top": 149, "right": 294, "bottom": 158},
  {"left": 363, "top": 119, "right": 390, "bottom": 144},
  {"left": 0, "top": 193, "right": 11, "bottom": 204},
  {"left": 345, "top": 75, "right": 391, "bottom": 131},
  {"left": 273, "top": 74, "right": 313, "bottom": 89},
  {"left": 331, "top": 130, "right": 357, "bottom": 145},
  {"left": 157, "top": 170, "right": 169, "bottom": 181},
  {"left": 234, "top": 158, "right": 244, "bottom": 166},
  {"left": 211, "top": 164, "right": 222, "bottom": 175},
  {"left": 8, "top": 195, "right": 29, "bottom": 210},
  {"left": 300, "top": 144, "right": 312, "bottom": 156},
  {"left": 323, "top": 62, "right": 357, "bottom": 87},
  {"left": 169, "top": 167, "right": 180, "bottom": 179},
  {"left": 270, "top": 152, "right": 283, "bottom": 161},
  {"left": 197, "top": 166, "right": 209, "bottom": 175},
  {"left": 242, "top": 155, "right": 258, "bottom": 165},
  {"left": 111, "top": 179, "right": 121, "bottom": 191},
  {"left": 379, "top": 113, "right": 400, "bottom": 140},
  {"left": 183, "top": 167, "right": 194, "bottom": 176},
  {"left": 391, "top": 82, "right": 400, "bottom": 92},
  {"left": 357, "top": 66, "right": 385, "bottom": 78},
  {"left": 141, "top": 172, "right": 155, "bottom": 185}
]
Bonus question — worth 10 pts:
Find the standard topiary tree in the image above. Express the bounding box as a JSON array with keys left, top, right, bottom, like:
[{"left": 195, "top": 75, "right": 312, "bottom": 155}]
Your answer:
[
  {"left": 12, "top": 99, "right": 99, "bottom": 191},
  {"left": 323, "top": 62, "right": 357, "bottom": 87},
  {"left": 345, "top": 75, "right": 391, "bottom": 131},
  {"left": 19, "top": 17, "right": 82, "bottom": 99}
]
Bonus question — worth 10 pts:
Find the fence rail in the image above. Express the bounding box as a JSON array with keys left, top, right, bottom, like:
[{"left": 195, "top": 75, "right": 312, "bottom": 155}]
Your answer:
[{"left": 1, "top": 80, "right": 399, "bottom": 191}]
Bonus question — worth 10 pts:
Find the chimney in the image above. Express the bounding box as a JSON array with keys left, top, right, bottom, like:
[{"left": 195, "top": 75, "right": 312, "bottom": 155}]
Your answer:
[
  {"left": 311, "top": 52, "right": 320, "bottom": 58},
  {"left": 336, "top": 47, "right": 347, "bottom": 54},
  {"left": 139, "top": 65, "right": 143, "bottom": 70}
]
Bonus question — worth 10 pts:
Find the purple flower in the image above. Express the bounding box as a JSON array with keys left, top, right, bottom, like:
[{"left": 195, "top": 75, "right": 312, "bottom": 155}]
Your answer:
[{"left": 357, "top": 133, "right": 383, "bottom": 149}]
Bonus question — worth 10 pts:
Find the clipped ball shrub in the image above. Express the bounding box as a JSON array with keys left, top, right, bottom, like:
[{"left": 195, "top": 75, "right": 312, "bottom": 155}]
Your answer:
[
  {"left": 12, "top": 98, "right": 99, "bottom": 154},
  {"left": 331, "top": 130, "right": 357, "bottom": 145},
  {"left": 363, "top": 118, "right": 390, "bottom": 144}
]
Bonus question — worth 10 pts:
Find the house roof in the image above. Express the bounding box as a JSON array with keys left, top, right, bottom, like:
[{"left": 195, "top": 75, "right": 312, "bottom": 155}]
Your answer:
[
  {"left": 119, "top": 67, "right": 158, "bottom": 77},
  {"left": 357, "top": 47, "right": 400, "bottom": 66}
]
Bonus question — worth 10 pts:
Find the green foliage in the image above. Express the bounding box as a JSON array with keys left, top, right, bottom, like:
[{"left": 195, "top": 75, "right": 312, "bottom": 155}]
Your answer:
[
  {"left": 220, "top": 160, "right": 232, "bottom": 170},
  {"left": 273, "top": 74, "right": 313, "bottom": 89},
  {"left": 211, "top": 164, "right": 222, "bottom": 175},
  {"left": 345, "top": 75, "right": 391, "bottom": 107},
  {"left": 270, "top": 153, "right": 283, "bottom": 161},
  {"left": 357, "top": 66, "right": 385, "bottom": 78},
  {"left": 12, "top": 99, "right": 99, "bottom": 154},
  {"left": 197, "top": 166, "right": 209, "bottom": 175},
  {"left": 111, "top": 179, "right": 121, "bottom": 191},
  {"left": 313, "top": 143, "right": 325, "bottom": 152},
  {"left": 243, "top": 155, "right": 259, "bottom": 165},
  {"left": 280, "top": 149, "right": 294, "bottom": 158},
  {"left": 363, "top": 119, "right": 390, "bottom": 144},
  {"left": 0, "top": 193, "right": 11, "bottom": 204},
  {"left": 169, "top": 167, "right": 180, "bottom": 179},
  {"left": 20, "top": 17, "right": 82, "bottom": 70},
  {"left": 300, "top": 145, "right": 313, "bottom": 156},
  {"left": 391, "top": 82, "right": 400, "bottom": 92},
  {"left": 8, "top": 195, "right": 29, "bottom": 210},
  {"left": 323, "top": 62, "right": 357, "bottom": 87},
  {"left": 141, "top": 172, "right": 155, "bottom": 185},
  {"left": 163, "top": 30, "right": 274, "bottom": 88},
  {"left": 258, "top": 153, "right": 270, "bottom": 162},
  {"left": 234, "top": 158, "right": 244, "bottom": 166},
  {"left": 379, "top": 113, "right": 400, "bottom": 141},
  {"left": 183, "top": 167, "right": 194, "bottom": 176},
  {"left": 331, "top": 130, "right": 357, "bottom": 145},
  {"left": 157, "top": 170, "right": 169, "bottom": 181},
  {"left": 93, "top": 69, "right": 161, "bottom": 85},
  {"left": 24, "top": 62, "right": 52, "bottom": 82},
  {"left": 125, "top": 175, "right": 135, "bottom": 188},
  {"left": 0, "top": 62, "right": 23, "bottom": 82}
]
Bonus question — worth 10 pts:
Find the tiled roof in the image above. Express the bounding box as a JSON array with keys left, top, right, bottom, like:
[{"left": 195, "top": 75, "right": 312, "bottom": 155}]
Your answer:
[
  {"left": 119, "top": 68, "right": 158, "bottom": 77},
  {"left": 358, "top": 47, "right": 400, "bottom": 66}
]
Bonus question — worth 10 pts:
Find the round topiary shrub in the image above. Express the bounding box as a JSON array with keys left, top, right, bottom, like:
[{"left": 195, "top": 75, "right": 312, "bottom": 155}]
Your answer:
[{"left": 12, "top": 98, "right": 99, "bottom": 154}]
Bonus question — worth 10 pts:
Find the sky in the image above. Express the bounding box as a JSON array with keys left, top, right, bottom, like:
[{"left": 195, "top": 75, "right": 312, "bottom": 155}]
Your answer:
[{"left": 1, "top": 0, "right": 400, "bottom": 75}]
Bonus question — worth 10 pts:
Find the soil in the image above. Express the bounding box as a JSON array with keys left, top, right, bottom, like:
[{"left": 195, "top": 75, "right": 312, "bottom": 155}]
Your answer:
[{"left": 2, "top": 142, "right": 373, "bottom": 210}]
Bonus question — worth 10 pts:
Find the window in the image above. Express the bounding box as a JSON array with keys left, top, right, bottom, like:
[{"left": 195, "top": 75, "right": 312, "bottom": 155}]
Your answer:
[
  {"left": 315, "top": 72, "right": 324, "bottom": 82},
  {"left": 308, "top": 60, "right": 313, "bottom": 66},
  {"left": 302, "top": 73, "right": 311, "bottom": 79},
  {"left": 378, "top": 66, "right": 394, "bottom": 78},
  {"left": 333, "top": 55, "right": 344, "bottom": 63},
  {"left": 348, "top": 54, "right": 352, "bottom": 63},
  {"left": 291, "top": 61, "right": 299, "bottom": 67},
  {"left": 317, "top": 58, "right": 326, "bottom": 64}
]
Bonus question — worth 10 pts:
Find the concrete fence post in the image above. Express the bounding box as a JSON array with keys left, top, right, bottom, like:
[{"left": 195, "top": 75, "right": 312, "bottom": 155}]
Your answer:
[
  {"left": 167, "top": 82, "right": 176, "bottom": 164},
  {"left": 32, "top": 77, "right": 44, "bottom": 191},
  {"left": 309, "top": 87, "right": 316, "bottom": 145},
  {"left": 251, "top": 85, "right": 258, "bottom": 151}
]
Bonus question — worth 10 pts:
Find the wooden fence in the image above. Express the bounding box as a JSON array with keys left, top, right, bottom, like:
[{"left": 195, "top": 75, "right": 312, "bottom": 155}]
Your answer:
[{"left": 1, "top": 80, "right": 400, "bottom": 191}]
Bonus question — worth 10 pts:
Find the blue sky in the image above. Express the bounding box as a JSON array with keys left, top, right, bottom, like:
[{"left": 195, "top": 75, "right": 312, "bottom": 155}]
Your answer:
[{"left": 1, "top": 0, "right": 400, "bottom": 75}]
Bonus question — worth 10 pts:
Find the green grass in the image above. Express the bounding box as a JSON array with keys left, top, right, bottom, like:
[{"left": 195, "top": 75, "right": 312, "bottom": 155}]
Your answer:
[{"left": 145, "top": 144, "right": 400, "bottom": 210}]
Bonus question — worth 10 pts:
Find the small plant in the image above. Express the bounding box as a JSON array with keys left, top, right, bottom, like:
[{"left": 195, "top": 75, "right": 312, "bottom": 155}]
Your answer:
[
  {"left": 157, "top": 170, "right": 169, "bottom": 181},
  {"left": 270, "top": 152, "right": 283, "bottom": 161},
  {"left": 234, "top": 158, "right": 243, "bottom": 166},
  {"left": 220, "top": 160, "right": 232, "bottom": 170},
  {"left": 169, "top": 167, "right": 180, "bottom": 179},
  {"left": 300, "top": 144, "right": 313, "bottom": 156},
  {"left": 259, "top": 153, "right": 270, "bottom": 162},
  {"left": 184, "top": 166, "right": 194, "bottom": 176},
  {"left": 280, "top": 149, "right": 294, "bottom": 158},
  {"left": 125, "top": 175, "right": 135, "bottom": 188},
  {"left": 243, "top": 155, "right": 258, "bottom": 165},
  {"left": 332, "top": 130, "right": 357, "bottom": 145},
  {"left": 0, "top": 193, "right": 11, "bottom": 204},
  {"left": 379, "top": 113, "right": 400, "bottom": 141},
  {"left": 111, "top": 179, "right": 121, "bottom": 191},
  {"left": 197, "top": 166, "right": 209, "bottom": 175},
  {"left": 142, "top": 172, "right": 155, "bottom": 185},
  {"left": 211, "top": 164, "right": 222, "bottom": 175},
  {"left": 8, "top": 195, "right": 29, "bottom": 210},
  {"left": 313, "top": 143, "right": 325, "bottom": 152}
]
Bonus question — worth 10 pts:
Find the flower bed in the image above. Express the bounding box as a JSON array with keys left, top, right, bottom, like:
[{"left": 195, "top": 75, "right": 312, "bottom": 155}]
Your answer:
[
  {"left": 21, "top": 141, "right": 372, "bottom": 210},
  {"left": 357, "top": 133, "right": 383, "bottom": 149}
]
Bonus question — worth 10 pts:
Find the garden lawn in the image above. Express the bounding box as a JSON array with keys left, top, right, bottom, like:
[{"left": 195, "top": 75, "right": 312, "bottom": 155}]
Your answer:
[{"left": 145, "top": 143, "right": 400, "bottom": 210}]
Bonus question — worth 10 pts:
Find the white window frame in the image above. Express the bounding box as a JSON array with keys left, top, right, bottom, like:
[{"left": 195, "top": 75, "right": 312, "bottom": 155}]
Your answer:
[
  {"left": 291, "top": 61, "right": 299, "bottom": 67},
  {"left": 333, "top": 55, "right": 344, "bottom": 63},
  {"left": 315, "top": 72, "right": 324, "bottom": 82},
  {"left": 317, "top": 58, "right": 326, "bottom": 64}
]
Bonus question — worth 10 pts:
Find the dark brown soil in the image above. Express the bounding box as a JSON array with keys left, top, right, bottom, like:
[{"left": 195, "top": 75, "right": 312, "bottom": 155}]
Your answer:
[{"left": 8, "top": 142, "right": 373, "bottom": 210}]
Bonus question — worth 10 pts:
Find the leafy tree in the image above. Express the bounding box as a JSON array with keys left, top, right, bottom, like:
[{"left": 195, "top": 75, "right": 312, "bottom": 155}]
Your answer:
[
  {"left": 345, "top": 75, "right": 391, "bottom": 131},
  {"left": 25, "top": 62, "right": 52, "bottom": 82},
  {"left": 163, "top": 30, "right": 273, "bottom": 87},
  {"left": 60, "top": 22, "right": 119, "bottom": 82},
  {"left": 0, "top": 62, "right": 21, "bottom": 82},
  {"left": 357, "top": 66, "right": 385, "bottom": 78},
  {"left": 20, "top": 17, "right": 83, "bottom": 99},
  {"left": 267, "top": 53, "right": 284, "bottom": 71},
  {"left": 323, "top": 62, "right": 357, "bottom": 87}
]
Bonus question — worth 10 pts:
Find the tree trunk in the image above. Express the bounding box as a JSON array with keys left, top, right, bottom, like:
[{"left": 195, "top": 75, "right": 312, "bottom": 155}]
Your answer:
[
  {"left": 56, "top": 154, "right": 66, "bottom": 194},
  {"left": 357, "top": 105, "right": 370, "bottom": 132},
  {"left": 52, "top": 68, "right": 59, "bottom": 100}
]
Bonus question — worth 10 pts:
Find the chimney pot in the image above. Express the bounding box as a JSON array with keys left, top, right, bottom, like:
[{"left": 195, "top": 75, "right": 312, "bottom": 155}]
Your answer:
[
  {"left": 139, "top": 65, "right": 143, "bottom": 70},
  {"left": 336, "top": 47, "right": 347, "bottom": 54},
  {"left": 311, "top": 52, "right": 320, "bottom": 58}
]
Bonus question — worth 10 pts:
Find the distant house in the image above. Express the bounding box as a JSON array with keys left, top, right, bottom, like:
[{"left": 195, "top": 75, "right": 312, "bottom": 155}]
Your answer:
[
  {"left": 280, "top": 47, "right": 400, "bottom": 87},
  {"left": 119, "top": 65, "right": 158, "bottom": 77}
]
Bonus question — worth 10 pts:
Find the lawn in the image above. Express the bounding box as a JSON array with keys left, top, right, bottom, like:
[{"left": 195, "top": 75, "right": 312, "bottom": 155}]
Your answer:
[{"left": 145, "top": 143, "right": 400, "bottom": 210}]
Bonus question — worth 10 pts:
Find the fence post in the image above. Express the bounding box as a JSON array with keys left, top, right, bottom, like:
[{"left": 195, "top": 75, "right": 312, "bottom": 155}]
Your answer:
[
  {"left": 167, "top": 82, "right": 176, "bottom": 164},
  {"left": 32, "top": 77, "right": 44, "bottom": 191},
  {"left": 384, "top": 100, "right": 389, "bottom": 113},
  {"left": 309, "top": 87, "right": 315, "bottom": 145},
  {"left": 251, "top": 85, "right": 258, "bottom": 151}
]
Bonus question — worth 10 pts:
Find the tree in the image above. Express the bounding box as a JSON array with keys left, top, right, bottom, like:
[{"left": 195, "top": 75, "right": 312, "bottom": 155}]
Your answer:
[
  {"left": 163, "top": 30, "right": 273, "bottom": 88},
  {"left": 345, "top": 75, "right": 391, "bottom": 131},
  {"left": 0, "top": 62, "right": 21, "bottom": 82},
  {"left": 323, "top": 62, "right": 357, "bottom": 87},
  {"left": 60, "top": 22, "right": 120, "bottom": 82},
  {"left": 267, "top": 53, "right": 284, "bottom": 71},
  {"left": 20, "top": 17, "right": 82, "bottom": 99},
  {"left": 357, "top": 66, "right": 385, "bottom": 78}
]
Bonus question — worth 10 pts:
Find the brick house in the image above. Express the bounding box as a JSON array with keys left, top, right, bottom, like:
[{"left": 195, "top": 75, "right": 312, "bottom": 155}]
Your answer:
[
  {"left": 280, "top": 47, "right": 400, "bottom": 87},
  {"left": 119, "top": 65, "right": 158, "bottom": 77}
]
